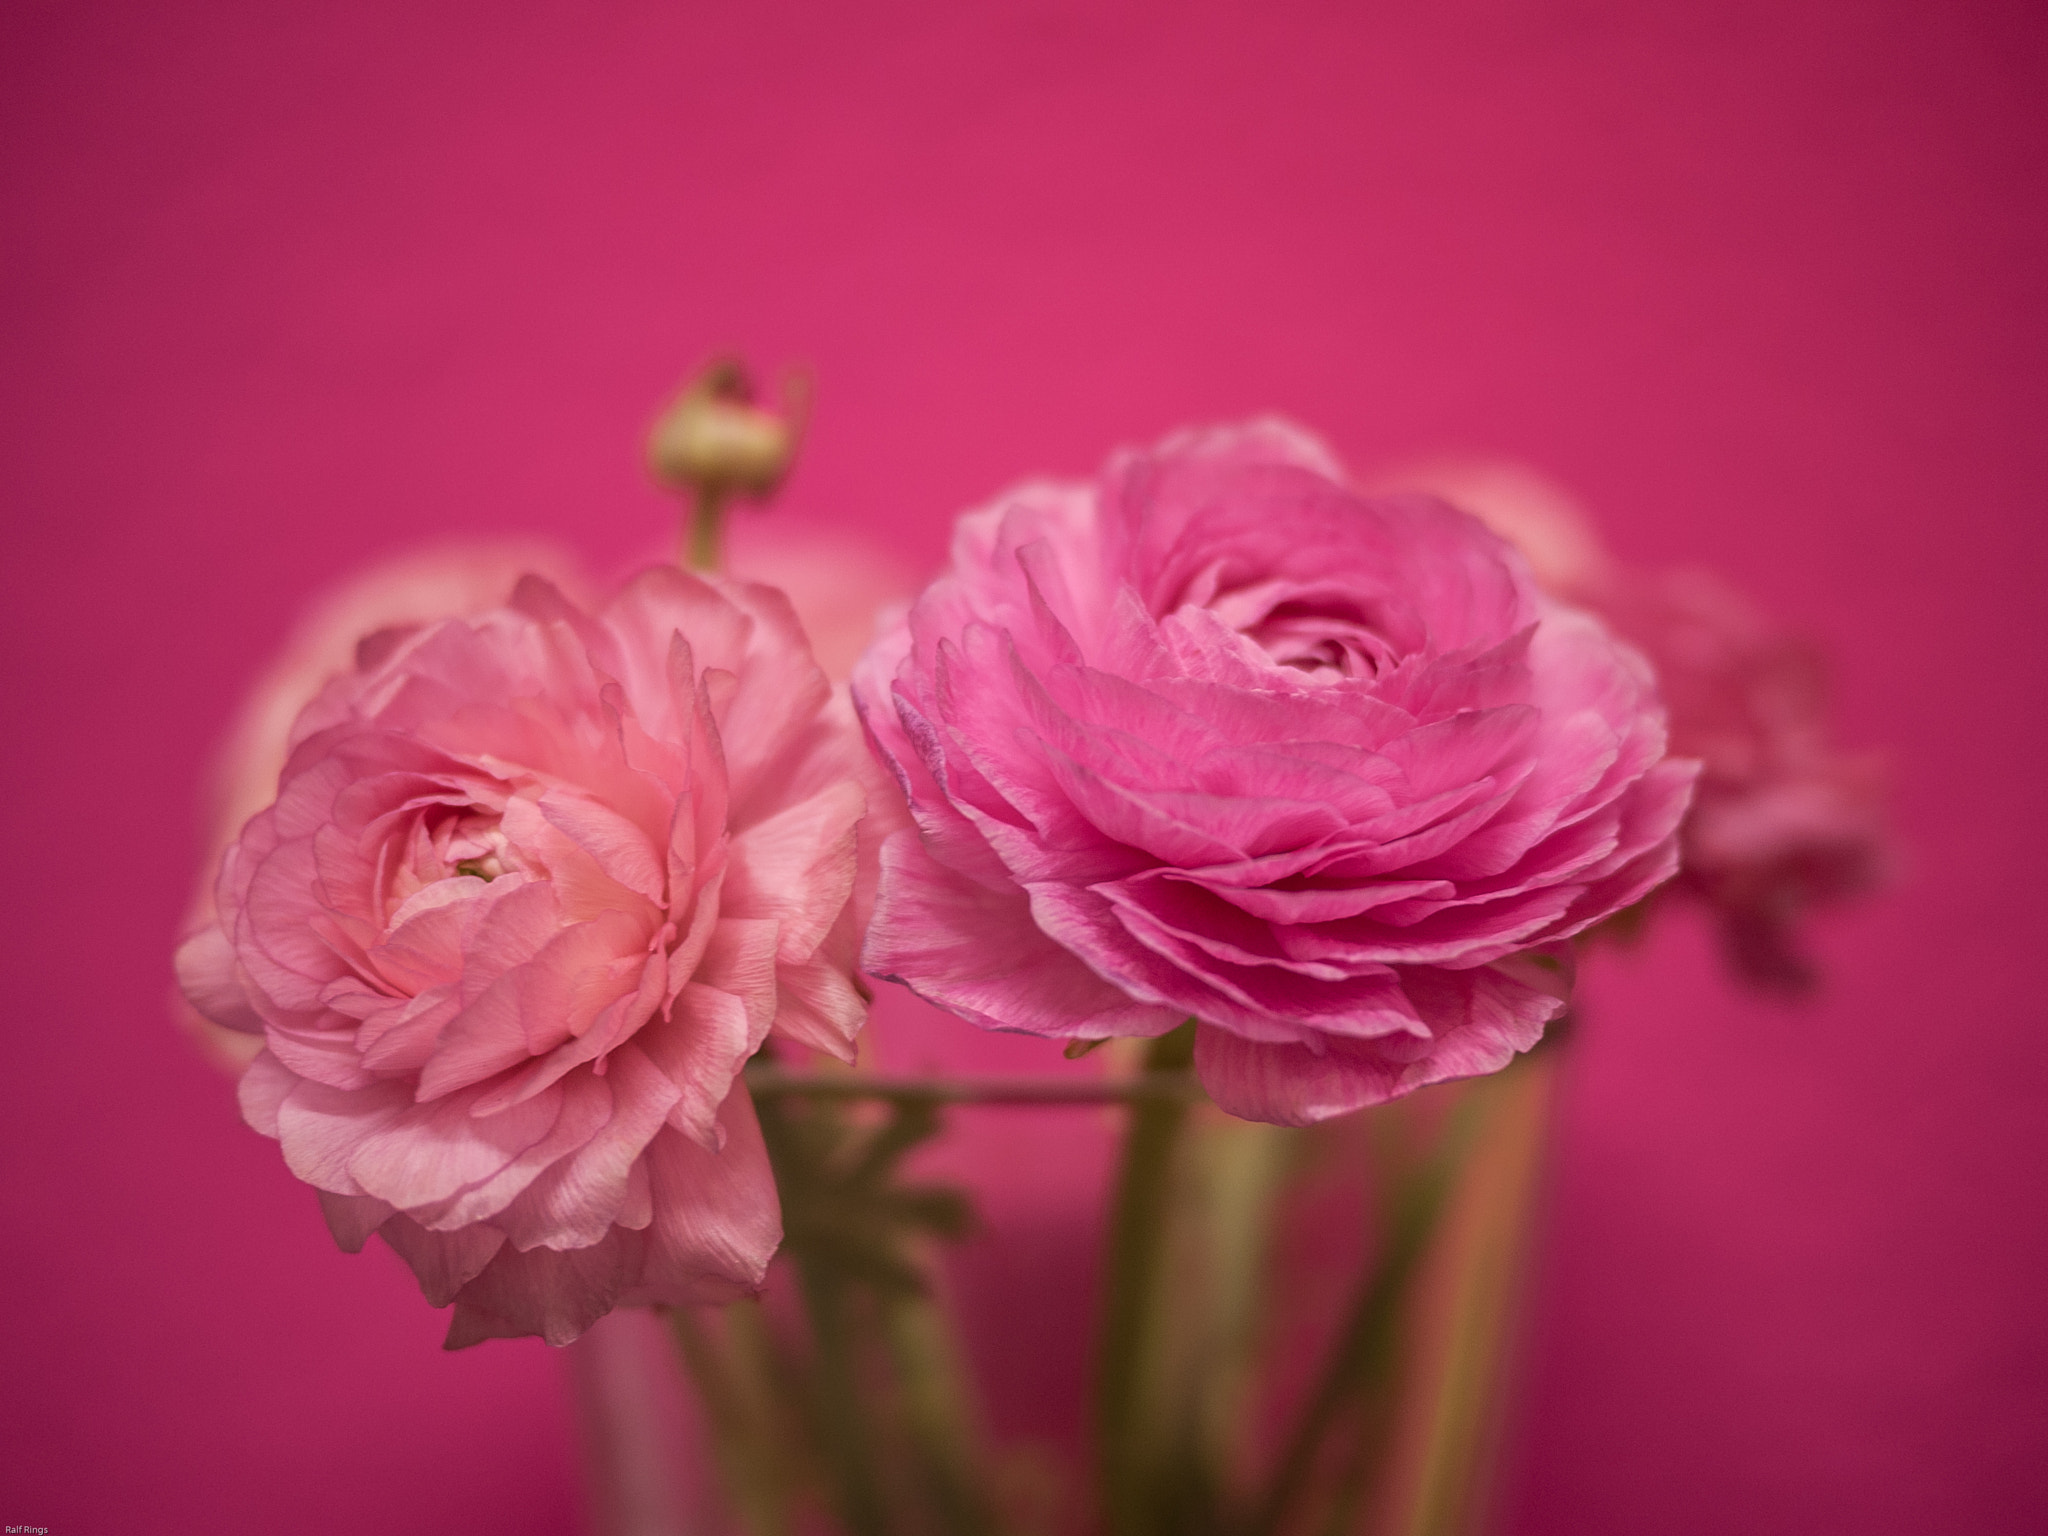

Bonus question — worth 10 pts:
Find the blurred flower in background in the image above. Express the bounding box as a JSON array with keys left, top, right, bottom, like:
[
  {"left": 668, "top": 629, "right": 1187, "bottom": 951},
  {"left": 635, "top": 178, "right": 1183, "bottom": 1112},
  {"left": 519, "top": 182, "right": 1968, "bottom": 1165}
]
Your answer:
[
  {"left": 724, "top": 524, "right": 918, "bottom": 685},
  {"left": 1375, "top": 459, "right": 1888, "bottom": 991}
]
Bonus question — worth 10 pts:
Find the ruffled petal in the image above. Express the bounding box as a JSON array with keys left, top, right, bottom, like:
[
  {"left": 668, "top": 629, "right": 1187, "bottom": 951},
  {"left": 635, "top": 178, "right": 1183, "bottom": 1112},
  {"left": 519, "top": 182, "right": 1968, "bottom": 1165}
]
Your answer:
[
  {"left": 864, "top": 830, "right": 1181, "bottom": 1039},
  {"left": 629, "top": 1096, "right": 781, "bottom": 1306},
  {"left": 443, "top": 1228, "right": 644, "bottom": 1348},
  {"left": 1194, "top": 959, "right": 1560, "bottom": 1123},
  {"left": 175, "top": 924, "right": 266, "bottom": 1034}
]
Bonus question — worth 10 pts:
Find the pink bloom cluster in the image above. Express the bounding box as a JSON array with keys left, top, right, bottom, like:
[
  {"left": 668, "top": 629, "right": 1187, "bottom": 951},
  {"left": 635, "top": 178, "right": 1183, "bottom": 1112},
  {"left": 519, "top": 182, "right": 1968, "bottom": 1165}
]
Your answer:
[
  {"left": 178, "top": 567, "right": 883, "bottom": 1345},
  {"left": 854, "top": 424, "right": 1695, "bottom": 1124},
  {"left": 1384, "top": 461, "right": 1886, "bottom": 990}
]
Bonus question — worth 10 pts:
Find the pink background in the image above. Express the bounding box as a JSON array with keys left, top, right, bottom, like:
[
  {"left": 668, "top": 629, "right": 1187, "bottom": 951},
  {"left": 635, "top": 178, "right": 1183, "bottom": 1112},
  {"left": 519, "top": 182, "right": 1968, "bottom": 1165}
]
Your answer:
[{"left": 5, "top": 1, "right": 2045, "bottom": 1530}]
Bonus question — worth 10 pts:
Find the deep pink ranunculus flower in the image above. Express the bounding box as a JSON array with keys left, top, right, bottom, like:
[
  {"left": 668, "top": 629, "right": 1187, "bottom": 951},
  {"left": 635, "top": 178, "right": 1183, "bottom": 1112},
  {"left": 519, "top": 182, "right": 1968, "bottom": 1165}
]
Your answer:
[
  {"left": 852, "top": 423, "right": 1697, "bottom": 1125},
  {"left": 178, "top": 566, "right": 885, "bottom": 1345}
]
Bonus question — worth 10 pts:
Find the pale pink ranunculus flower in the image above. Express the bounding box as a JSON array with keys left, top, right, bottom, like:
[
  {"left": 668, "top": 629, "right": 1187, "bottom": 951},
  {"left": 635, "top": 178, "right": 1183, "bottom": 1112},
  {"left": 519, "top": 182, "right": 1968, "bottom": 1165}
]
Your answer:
[
  {"left": 175, "top": 543, "right": 588, "bottom": 1073},
  {"left": 1376, "top": 460, "right": 1887, "bottom": 991},
  {"left": 852, "top": 423, "right": 1696, "bottom": 1126},
  {"left": 178, "top": 564, "right": 887, "bottom": 1345}
]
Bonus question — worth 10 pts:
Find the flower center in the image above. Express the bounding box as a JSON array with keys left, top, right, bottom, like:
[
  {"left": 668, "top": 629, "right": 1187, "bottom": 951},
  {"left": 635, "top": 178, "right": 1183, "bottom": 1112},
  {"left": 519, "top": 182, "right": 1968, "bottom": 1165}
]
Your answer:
[
  {"left": 1214, "top": 584, "right": 1400, "bottom": 682},
  {"left": 441, "top": 813, "right": 515, "bottom": 883},
  {"left": 381, "top": 805, "right": 524, "bottom": 916}
]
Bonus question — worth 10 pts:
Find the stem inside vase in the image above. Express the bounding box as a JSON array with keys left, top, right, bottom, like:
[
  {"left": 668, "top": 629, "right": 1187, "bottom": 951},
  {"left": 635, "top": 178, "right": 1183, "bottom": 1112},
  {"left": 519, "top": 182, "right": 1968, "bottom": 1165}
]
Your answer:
[{"left": 1096, "top": 1020, "right": 1200, "bottom": 1536}]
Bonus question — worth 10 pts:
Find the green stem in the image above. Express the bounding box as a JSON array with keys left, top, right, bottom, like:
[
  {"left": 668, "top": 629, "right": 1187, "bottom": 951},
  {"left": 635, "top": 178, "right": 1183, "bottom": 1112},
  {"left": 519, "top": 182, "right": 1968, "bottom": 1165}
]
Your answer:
[
  {"left": 743, "top": 1066, "right": 1203, "bottom": 1107},
  {"left": 1394, "top": 1056, "right": 1555, "bottom": 1536},
  {"left": 1180, "top": 1118, "right": 1293, "bottom": 1525},
  {"left": 1244, "top": 1099, "right": 1479, "bottom": 1536},
  {"left": 666, "top": 1303, "right": 799, "bottom": 1536},
  {"left": 797, "top": 1266, "right": 892, "bottom": 1536},
  {"left": 880, "top": 1286, "right": 1004, "bottom": 1536},
  {"left": 686, "top": 485, "right": 730, "bottom": 572},
  {"left": 747, "top": 1087, "right": 895, "bottom": 1536},
  {"left": 1097, "top": 1020, "right": 1199, "bottom": 1536}
]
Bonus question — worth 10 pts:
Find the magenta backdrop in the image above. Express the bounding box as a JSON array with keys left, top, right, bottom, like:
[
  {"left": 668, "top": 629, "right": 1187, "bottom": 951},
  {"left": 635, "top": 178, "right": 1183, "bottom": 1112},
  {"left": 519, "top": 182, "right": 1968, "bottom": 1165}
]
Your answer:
[{"left": 5, "top": 2, "right": 2046, "bottom": 1531}]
